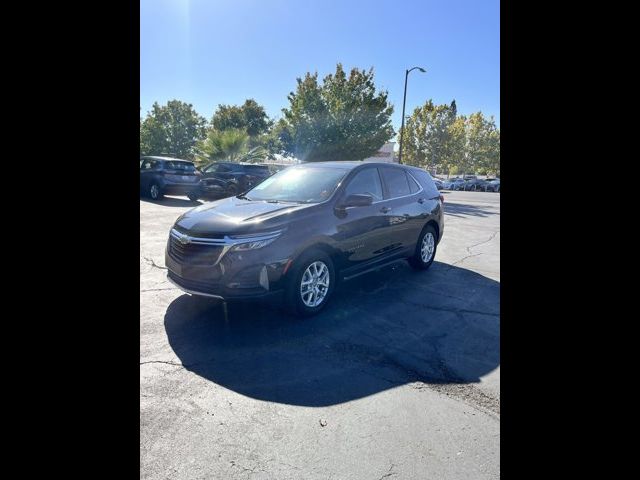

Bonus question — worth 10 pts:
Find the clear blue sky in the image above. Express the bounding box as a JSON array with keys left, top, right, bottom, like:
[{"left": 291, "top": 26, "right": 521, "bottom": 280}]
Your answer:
[{"left": 140, "top": 0, "right": 500, "bottom": 142}]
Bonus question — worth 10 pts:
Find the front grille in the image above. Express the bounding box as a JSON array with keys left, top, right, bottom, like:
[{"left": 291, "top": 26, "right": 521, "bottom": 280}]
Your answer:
[{"left": 168, "top": 236, "right": 224, "bottom": 265}]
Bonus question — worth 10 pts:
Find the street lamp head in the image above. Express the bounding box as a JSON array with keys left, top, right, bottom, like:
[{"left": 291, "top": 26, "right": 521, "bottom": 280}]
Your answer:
[{"left": 417, "top": 67, "right": 426, "bottom": 73}]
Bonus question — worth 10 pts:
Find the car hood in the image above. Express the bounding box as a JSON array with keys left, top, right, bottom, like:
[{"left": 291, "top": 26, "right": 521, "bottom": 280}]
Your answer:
[{"left": 174, "top": 196, "right": 314, "bottom": 236}]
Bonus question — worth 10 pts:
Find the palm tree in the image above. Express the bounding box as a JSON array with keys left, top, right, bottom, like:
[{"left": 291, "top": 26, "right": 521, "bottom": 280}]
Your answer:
[{"left": 195, "top": 128, "right": 266, "bottom": 165}]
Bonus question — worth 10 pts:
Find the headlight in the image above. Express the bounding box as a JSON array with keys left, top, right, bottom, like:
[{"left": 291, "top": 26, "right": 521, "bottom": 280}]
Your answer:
[{"left": 229, "top": 230, "right": 283, "bottom": 251}]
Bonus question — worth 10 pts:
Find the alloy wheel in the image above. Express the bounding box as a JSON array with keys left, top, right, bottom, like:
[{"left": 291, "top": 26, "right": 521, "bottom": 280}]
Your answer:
[
  {"left": 421, "top": 232, "right": 435, "bottom": 263},
  {"left": 300, "top": 261, "right": 330, "bottom": 307}
]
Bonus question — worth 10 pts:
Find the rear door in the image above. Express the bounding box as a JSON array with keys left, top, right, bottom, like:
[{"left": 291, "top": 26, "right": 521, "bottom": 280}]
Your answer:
[
  {"left": 140, "top": 158, "right": 158, "bottom": 191},
  {"left": 378, "top": 166, "right": 426, "bottom": 253}
]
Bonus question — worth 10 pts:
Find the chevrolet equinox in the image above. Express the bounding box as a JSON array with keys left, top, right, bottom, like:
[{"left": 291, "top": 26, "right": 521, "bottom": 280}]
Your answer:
[{"left": 166, "top": 161, "right": 444, "bottom": 316}]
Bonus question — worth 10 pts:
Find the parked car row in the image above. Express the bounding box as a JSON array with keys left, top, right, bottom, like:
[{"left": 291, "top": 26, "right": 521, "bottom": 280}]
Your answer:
[
  {"left": 140, "top": 156, "right": 499, "bottom": 204},
  {"left": 435, "top": 176, "right": 500, "bottom": 192},
  {"left": 140, "top": 156, "right": 276, "bottom": 201}
]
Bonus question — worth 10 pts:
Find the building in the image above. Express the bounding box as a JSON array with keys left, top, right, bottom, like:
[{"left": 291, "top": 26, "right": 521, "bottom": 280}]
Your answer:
[{"left": 361, "top": 142, "right": 397, "bottom": 163}]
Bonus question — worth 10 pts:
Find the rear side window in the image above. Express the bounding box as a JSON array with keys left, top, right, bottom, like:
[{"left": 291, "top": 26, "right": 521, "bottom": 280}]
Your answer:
[
  {"left": 407, "top": 173, "right": 421, "bottom": 193},
  {"left": 344, "top": 168, "right": 383, "bottom": 201},
  {"left": 380, "top": 168, "right": 411, "bottom": 198},
  {"left": 410, "top": 169, "right": 440, "bottom": 198}
]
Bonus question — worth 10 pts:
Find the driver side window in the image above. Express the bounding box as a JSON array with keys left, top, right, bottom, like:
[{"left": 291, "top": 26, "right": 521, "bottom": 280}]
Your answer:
[{"left": 344, "top": 168, "right": 383, "bottom": 201}]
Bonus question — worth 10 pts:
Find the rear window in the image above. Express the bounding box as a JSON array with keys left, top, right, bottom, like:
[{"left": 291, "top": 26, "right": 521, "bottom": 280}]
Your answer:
[{"left": 165, "top": 161, "right": 196, "bottom": 172}]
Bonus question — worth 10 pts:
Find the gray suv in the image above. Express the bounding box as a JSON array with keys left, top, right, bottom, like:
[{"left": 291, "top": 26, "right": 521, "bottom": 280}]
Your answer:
[
  {"left": 166, "top": 161, "right": 445, "bottom": 316},
  {"left": 140, "top": 156, "right": 202, "bottom": 201}
]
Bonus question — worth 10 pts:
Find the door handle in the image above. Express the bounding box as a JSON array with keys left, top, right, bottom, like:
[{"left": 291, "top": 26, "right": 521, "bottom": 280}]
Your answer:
[
  {"left": 380, "top": 207, "right": 392, "bottom": 213},
  {"left": 417, "top": 198, "right": 425, "bottom": 204}
]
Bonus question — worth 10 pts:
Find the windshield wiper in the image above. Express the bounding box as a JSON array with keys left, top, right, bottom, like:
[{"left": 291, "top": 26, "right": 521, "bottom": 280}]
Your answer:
[
  {"left": 266, "top": 199, "right": 303, "bottom": 204},
  {"left": 236, "top": 194, "right": 252, "bottom": 200}
]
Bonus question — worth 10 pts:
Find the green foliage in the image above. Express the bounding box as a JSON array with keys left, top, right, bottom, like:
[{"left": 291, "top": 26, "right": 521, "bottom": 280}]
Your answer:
[
  {"left": 211, "top": 99, "right": 273, "bottom": 137},
  {"left": 278, "top": 63, "right": 395, "bottom": 162},
  {"left": 140, "top": 100, "right": 207, "bottom": 160},
  {"left": 401, "top": 100, "right": 500, "bottom": 177},
  {"left": 464, "top": 113, "right": 500, "bottom": 176},
  {"left": 195, "top": 128, "right": 267, "bottom": 165},
  {"left": 140, "top": 76, "right": 499, "bottom": 177},
  {"left": 401, "top": 100, "right": 458, "bottom": 171}
]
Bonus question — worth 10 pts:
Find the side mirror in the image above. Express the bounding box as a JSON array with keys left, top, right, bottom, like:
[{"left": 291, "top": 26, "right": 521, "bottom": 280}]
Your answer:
[{"left": 341, "top": 193, "right": 373, "bottom": 208}]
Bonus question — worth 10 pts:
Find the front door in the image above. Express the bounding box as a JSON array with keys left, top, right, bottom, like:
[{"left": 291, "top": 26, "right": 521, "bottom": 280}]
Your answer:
[{"left": 332, "top": 166, "right": 397, "bottom": 274}]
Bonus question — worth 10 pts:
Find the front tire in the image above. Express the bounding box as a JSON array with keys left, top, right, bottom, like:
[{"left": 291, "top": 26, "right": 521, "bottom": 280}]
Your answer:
[
  {"left": 285, "top": 249, "right": 335, "bottom": 317},
  {"left": 409, "top": 225, "right": 438, "bottom": 270},
  {"left": 187, "top": 192, "right": 199, "bottom": 202}
]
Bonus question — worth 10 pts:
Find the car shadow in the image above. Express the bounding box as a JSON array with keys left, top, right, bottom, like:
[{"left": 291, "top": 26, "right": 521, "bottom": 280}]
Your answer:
[
  {"left": 445, "top": 202, "right": 498, "bottom": 218},
  {"left": 164, "top": 261, "right": 500, "bottom": 407},
  {"left": 140, "top": 196, "right": 203, "bottom": 207}
]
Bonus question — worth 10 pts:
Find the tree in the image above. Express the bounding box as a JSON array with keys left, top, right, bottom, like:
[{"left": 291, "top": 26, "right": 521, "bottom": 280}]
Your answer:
[
  {"left": 194, "top": 128, "right": 266, "bottom": 165},
  {"left": 211, "top": 99, "right": 273, "bottom": 137},
  {"left": 400, "top": 99, "right": 458, "bottom": 173},
  {"left": 278, "top": 63, "right": 395, "bottom": 162},
  {"left": 140, "top": 100, "right": 207, "bottom": 159},
  {"left": 446, "top": 116, "right": 467, "bottom": 175},
  {"left": 464, "top": 112, "right": 500, "bottom": 176}
]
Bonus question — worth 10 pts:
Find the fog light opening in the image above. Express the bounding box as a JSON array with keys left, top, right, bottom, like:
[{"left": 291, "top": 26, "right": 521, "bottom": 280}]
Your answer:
[{"left": 259, "top": 266, "right": 269, "bottom": 290}]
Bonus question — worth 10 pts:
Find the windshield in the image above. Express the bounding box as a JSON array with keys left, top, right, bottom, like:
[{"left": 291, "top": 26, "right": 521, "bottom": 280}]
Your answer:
[{"left": 244, "top": 165, "right": 348, "bottom": 203}]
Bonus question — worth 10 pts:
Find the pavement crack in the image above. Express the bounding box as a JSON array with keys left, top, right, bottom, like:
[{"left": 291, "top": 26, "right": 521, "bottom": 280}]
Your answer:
[
  {"left": 466, "top": 230, "right": 499, "bottom": 254},
  {"left": 143, "top": 256, "right": 167, "bottom": 270},
  {"left": 450, "top": 252, "right": 483, "bottom": 266},
  {"left": 403, "top": 301, "right": 499, "bottom": 317},
  {"left": 140, "top": 287, "right": 179, "bottom": 292},
  {"left": 378, "top": 464, "right": 397, "bottom": 480},
  {"left": 140, "top": 360, "right": 186, "bottom": 368}
]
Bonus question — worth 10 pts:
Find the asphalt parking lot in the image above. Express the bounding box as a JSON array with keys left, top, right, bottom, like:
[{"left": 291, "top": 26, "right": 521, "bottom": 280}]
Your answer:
[{"left": 140, "top": 190, "right": 500, "bottom": 480}]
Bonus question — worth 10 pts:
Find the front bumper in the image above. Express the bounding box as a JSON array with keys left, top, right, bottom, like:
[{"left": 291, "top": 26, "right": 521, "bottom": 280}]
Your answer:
[
  {"left": 167, "top": 270, "right": 283, "bottom": 302},
  {"left": 165, "top": 231, "right": 290, "bottom": 301},
  {"left": 161, "top": 182, "right": 201, "bottom": 195}
]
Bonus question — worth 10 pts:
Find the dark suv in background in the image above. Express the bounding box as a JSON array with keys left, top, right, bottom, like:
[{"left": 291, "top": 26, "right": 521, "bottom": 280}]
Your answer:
[
  {"left": 140, "top": 156, "right": 201, "bottom": 201},
  {"left": 166, "top": 161, "right": 444, "bottom": 316},
  {"left": 194, "top": 162, "right": 272, "bottom": 200}
]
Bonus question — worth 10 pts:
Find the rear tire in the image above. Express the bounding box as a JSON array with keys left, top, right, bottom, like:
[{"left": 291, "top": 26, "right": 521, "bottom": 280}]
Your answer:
[
  {"left": 285, "top": 248, "right": 336, "bottom": 317},
  {"left": 409, "top": 225, "right": 438, "bottom": 270},
  {"left": 149, "top": 182, "right": 163, "bottom": 200}
]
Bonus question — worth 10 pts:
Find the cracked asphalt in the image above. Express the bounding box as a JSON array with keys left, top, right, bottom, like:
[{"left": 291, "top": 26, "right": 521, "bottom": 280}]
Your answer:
[{"left": 140, "top": 190, "right": 500, "bottom": 479}]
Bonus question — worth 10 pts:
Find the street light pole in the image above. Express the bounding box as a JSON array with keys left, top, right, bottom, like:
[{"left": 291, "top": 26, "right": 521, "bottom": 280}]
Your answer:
[{"left": 398, "top": 66, "right": 426, "bottom": 165}]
